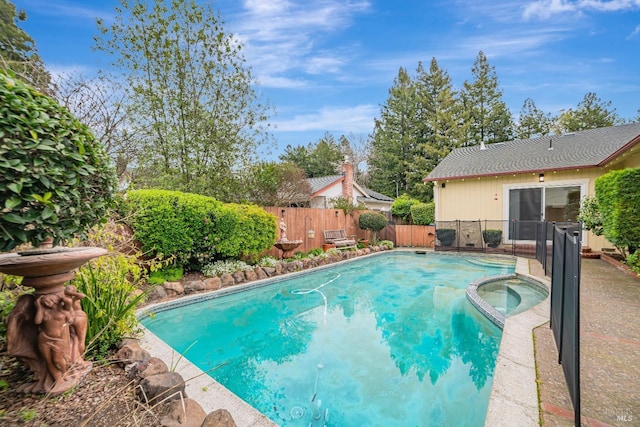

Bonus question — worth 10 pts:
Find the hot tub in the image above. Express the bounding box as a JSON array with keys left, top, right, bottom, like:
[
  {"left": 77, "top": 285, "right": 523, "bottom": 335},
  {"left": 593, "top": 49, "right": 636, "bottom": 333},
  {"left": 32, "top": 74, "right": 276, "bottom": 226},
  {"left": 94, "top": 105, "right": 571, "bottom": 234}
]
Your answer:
[{"left": 466, "top": 274, "right": 548, "bottom": 328}]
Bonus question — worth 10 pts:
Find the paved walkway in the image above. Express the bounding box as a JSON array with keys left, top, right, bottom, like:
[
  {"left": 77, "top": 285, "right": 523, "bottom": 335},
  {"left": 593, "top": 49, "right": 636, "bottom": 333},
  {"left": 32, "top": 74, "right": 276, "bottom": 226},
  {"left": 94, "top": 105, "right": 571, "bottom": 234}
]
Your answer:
[{"left": 531, "top": 258, "right": 640, "bottom": 427}]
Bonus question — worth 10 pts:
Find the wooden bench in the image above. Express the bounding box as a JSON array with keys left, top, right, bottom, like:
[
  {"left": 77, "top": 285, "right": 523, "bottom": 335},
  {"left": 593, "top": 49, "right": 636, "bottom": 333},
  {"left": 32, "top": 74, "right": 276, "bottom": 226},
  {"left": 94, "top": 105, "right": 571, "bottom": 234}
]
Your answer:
[{"left": 323, "top": 229, "right": 357, "bottom": 250}]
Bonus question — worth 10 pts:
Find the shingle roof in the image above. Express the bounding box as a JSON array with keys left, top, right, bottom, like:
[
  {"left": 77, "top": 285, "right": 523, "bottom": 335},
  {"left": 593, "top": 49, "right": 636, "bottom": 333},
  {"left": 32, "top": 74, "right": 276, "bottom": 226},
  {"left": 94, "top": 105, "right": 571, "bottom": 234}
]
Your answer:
[
  {"left": 306, "top": 175, "right": 394, "bottom": 202},
  {"left": 425, "top": 123, "right": 640, "bottom": 181},
  {"left": 308, "top": 175, "right": 343, "bottom": 194}
]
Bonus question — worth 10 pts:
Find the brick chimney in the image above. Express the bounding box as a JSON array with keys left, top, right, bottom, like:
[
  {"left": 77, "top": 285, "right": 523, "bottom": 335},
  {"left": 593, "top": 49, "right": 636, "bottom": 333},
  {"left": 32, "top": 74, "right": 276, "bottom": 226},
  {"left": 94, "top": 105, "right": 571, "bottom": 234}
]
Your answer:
[{"left": 342, "top": 155, "right": 354, "bottom": 203}]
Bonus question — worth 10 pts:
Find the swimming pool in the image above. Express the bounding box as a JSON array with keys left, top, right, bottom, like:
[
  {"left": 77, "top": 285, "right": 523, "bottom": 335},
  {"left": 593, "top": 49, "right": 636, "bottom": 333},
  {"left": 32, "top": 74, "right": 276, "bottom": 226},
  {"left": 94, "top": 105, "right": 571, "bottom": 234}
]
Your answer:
[{"left": 141, "top": 252, "right": 515, "bottom": 426}]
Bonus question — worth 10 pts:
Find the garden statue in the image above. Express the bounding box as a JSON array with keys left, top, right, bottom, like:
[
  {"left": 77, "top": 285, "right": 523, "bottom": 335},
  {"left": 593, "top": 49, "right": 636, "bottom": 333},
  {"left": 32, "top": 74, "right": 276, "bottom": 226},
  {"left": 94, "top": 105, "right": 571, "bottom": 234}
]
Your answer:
[
  {"left": 279, "top": 218, "right": 288, "bottom": 241},
  {"left": 274, "top": 218, "right": 302, "bottom": 259},
  {"left": 0, "top": 71, "right": 117, "bottom": 394}
]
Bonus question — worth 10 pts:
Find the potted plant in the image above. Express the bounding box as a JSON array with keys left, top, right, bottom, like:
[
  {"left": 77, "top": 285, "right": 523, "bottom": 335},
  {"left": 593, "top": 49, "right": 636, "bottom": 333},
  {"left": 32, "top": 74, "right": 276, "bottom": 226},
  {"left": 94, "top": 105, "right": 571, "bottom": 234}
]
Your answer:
[
  {"left": 482, "top": 229, "right": 503, "bottom": 248},
  {"left": 436, "top": 229, "right": 456, "bottom": 246},
  {"left": 358, "top": 211, "right": 388, "bottom": 245},
  {"left": 0, "top": 71, "right": 117, "bottom": 394}
]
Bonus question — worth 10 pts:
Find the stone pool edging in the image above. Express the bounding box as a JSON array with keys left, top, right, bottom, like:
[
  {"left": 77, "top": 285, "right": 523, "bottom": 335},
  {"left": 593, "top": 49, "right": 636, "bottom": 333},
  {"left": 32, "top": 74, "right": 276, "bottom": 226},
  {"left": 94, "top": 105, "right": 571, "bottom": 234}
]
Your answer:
[{"left": 484, "top": 257, "right": 551, "bottom": 427}]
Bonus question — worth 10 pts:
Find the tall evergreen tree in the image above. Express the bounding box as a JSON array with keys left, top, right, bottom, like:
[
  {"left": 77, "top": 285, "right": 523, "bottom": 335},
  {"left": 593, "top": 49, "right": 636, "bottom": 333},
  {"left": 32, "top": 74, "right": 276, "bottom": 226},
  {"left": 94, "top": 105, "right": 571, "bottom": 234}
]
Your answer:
[
  {"left": 280, "top": 133, "right": 343, "bottom": 178},
  {"left": 410, "top": 58, "right": 466, "bottom": 200},
  {"left": 368, "top": 67, "right": 417, "bottom": 199},
  {"left": 0, "top": 0, "right": 52, "bottom": 93},
  {"left": 95, "top": 0, "right": 271, "bottom": 201},
  {"left": 516, "top": 98, "right": 552, "bottom": 139},
  {"left": 461, "top": 51, "right": 513, "bottom": 146},
  {"left": 554, "top": 92, "right": 623, "bottom": 133}
]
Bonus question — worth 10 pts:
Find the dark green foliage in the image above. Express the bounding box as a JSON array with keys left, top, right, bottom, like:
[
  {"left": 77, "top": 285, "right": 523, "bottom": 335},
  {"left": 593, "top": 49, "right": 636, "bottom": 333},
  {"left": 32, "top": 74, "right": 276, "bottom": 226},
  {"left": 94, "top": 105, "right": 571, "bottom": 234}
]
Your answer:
[
  {"left": 148, "top": 266, "right": 184, "bottom": 285},
  {"left": 0, "top": 71, "right": 117, "bottom": 251},
  {"left": 122, "top": 189, "right": 277, "bottom": 266},
  {"left": 436, "top": 229, "right": 456, "bottom": 246},
  {"left": 358, "top": 211, "right": 388, "bottom": 243},
  {"left": 391, "top": 194, "right": 420, "bottom": 222},
  {"left": 280, "top": 132, "right": 344, "bottom": 178},
  {"left": 595, "top": 168, "right": 640, "bottom": 256},
  {"left": 482, "top": 229, "right": 502, "bottom": 248},
  {"left": 410, "top": 202, "right": 435, "bottom": 225},
  {"left": 626, "top": 250, "right": 640, "bottom": 275},
  {"left": 555, "top": 92, "right": 622, "bottom": 133}
]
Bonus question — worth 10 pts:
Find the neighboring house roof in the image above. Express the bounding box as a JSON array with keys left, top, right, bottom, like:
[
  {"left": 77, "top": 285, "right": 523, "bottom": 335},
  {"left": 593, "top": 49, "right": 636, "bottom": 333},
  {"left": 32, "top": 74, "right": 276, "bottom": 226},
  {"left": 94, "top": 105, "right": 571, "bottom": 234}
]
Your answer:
[
  {"left": 359, "top": 187, "right": 394, "bottom": 203},
  {"left": 306, "top": 175, "right": 394, "bottom": 203},
  {"left": 425, "top": 123, "right": 640, "bottom": 181}
]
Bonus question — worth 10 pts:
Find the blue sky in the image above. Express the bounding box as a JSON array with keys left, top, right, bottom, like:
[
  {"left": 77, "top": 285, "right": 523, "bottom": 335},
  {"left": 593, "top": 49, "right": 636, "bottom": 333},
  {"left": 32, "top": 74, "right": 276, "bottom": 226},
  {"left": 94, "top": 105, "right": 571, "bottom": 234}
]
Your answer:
[{"left": 11, "top": 0, "right": 640, "bottom": 158}]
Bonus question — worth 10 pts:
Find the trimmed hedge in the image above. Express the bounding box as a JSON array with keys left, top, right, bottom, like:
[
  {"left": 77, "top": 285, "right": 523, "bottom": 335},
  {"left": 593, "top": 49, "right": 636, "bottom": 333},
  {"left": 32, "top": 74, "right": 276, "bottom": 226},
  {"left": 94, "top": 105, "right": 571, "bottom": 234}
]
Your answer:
[
  {"left": 410, "top": 202, "right": 435, "bottom": 225},
  {"left": 121, "top": 189, "right": 276, "bottom": 265},
  {"left": 595, "top": 168, "right": 640, "bottom": 255}
]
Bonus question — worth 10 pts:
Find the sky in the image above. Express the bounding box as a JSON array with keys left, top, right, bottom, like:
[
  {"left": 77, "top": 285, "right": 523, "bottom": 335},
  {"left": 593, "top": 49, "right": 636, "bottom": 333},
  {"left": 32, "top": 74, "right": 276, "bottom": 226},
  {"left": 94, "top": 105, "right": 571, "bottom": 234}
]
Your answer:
[{"left": 11, "top": 0, "right": 640, "bottom": 159}]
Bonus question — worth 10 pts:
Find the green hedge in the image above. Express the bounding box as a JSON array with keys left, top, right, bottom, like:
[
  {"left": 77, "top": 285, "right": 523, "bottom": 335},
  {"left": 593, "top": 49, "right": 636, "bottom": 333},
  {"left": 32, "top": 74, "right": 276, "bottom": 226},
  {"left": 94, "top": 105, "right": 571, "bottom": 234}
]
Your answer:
[
  {"left": 121, "top": 189, "right": 276, "bottom": 266},
  {"left": 410, "top": 202, "right": 435, "bottom": 225},
  {"left": 391, "top": 194, "right": 420, "bottom": 222},
  {"left": 595, "top": 168, "right": 640, "bottom": 255}
]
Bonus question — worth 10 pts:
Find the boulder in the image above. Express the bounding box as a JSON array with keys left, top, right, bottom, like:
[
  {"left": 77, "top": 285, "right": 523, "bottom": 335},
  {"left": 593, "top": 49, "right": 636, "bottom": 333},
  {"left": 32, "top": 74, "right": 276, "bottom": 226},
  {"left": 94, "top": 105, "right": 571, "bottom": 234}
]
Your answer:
[
  {"left": 254, "top": 266, "right": 268, "bottom": 280},
  {"left": 148, "top": 285, "right": 168, "bottom": 301},
  {"left": 220, "top": 273, "right": 235, "bottom": 287},
  {"left": 160, "top": 398, "right": 206, "bottom": 427},
  {"left": 244, "top": 269, "right": 258, "bottom": 282},
  {"left": 164, "top": 281, "right": 185, "bottom": 297},
  {"left": 231, "top": 271, "right": 245, "bottom": 284},
  {"left": 262, "top": 267, "right": 276, "bottom": 277},
  {"left": 183, "top": 280, "right": 206, "bottom": 294},
  {"left": 203, "top": 277, "right": 222, "bottom": 291},
  {"left": 116, "top": 341, "right": 150, "bottom": 366},
  {"left": 137, "top": 357, "right": 169, "bottom": 379},
  {"left": 140, "top": 372, "right": 185, "bottom": 403},
  {"left": 201, "top": 409, "right": 237, "bottom": 427}
]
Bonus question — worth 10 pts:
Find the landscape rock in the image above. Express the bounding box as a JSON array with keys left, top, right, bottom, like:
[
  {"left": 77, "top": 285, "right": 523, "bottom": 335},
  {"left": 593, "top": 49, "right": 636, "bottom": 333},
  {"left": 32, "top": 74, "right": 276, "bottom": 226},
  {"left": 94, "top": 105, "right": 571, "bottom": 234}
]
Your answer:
[
  {"left": 148, "top": 285, "right": 168, "bottom": 301},
  {"left": 275, "top": 263, "right": 283, "bottom": 275},
  {"left": 231, "top": 271, "right": 245, "bottom": 284},
  {"left": 244, "top": 269, "right": 258, "bottom": 281},
  {"left": 164, "top": 281, "right": 185, "bottom": 297},
  {"left": 201, "top": 409, "right": 237, "bottom": 427},
  {"left": 116, "top": 342, "right": 150, "bottom": 366},
  {"left": 137, "top": 357, "right": 169, "bottom": 379},
  {"left": 183, "top": 280, "right": 206, "bottom": 294},
  {"left": 203, "top": 277, "right": 222, "bottom": 291},
  {"left": 160, "top": 398, "right": 206, "bottom": 427},
  {"left": 254, "top": 266, "right": 268, "bottom": 280},
  {"left": 220, "top": 273, "right": 235, "bottom": 287},
  {"left": 140, "top": 372, "right": 186, "bottom": 403},
  {"left": 262, "top": 267, "right": 276, "bottom": 277}
]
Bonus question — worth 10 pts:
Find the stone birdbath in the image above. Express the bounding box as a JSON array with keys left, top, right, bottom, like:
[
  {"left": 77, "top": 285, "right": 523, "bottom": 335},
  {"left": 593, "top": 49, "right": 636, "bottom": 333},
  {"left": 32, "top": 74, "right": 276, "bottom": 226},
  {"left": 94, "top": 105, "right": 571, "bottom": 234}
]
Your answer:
[
  {"left": 0, "top": 246, "right": 107, "bottom": 395},
  {"left": 274, "top": 218, "right": 302, "bottom": 259}
]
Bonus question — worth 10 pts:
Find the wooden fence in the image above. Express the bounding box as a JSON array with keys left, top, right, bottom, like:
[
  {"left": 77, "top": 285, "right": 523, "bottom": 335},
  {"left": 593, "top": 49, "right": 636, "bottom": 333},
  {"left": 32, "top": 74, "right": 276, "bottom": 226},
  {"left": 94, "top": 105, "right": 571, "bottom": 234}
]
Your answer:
[{"left": 261, "top": 207, "right": 435, "bottom": 258}]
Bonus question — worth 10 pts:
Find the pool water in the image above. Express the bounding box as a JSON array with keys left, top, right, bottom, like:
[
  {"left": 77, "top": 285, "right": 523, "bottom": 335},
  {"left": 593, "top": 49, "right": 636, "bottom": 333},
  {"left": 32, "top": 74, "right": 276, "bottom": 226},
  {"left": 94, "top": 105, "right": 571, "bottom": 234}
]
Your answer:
[
  {"left": 142, "top": 252, "right": 514, "bottom": 426},
  {"left": 477, "top": 278, "right": 548, "bottom": 317}
]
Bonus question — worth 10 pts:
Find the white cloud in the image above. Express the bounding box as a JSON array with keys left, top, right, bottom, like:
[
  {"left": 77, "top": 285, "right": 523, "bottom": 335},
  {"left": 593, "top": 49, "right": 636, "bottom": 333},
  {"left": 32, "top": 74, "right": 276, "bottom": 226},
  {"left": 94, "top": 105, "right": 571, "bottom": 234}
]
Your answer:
[
  {"left": 627, "top": 24, "right": 640, "bottom": 38},
  {"left": 523, "top": 0, "right": 640, "bottom": 20},
  {"left": 228, "top": 0, "right": 372, "bottom": 88},
  {"left": 273, "top": 104, "right": 377, "bottom": 133}
]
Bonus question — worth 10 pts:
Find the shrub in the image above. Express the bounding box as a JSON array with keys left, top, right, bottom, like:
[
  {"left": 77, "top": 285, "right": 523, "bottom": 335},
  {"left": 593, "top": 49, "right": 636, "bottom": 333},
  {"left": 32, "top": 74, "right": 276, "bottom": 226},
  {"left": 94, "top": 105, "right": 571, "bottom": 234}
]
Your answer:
[
  {"left": 380, "top": 240, "right": 394, "bottom": 249},
  {"left": 202, "top": 259, "right": 252, "bottom": 277},
  {"left": 0, "top": 71, "right": 117, "bottom": 251},
  {"left": 436, "top": 229, "right": 456, "bottom": 246},
  {"left": 121, "top": 189, "right": 277, "bottom": 267},
  {"left": 595, "top": 168, "right": 640, "bottom": 256},
  {"left": 410, "top": 202, "right": 435, "bottom": 225},
  {"left": 74, "top": 252, "right": 150, "bottom": 358},
  {"left": 626, "top": 250, "right": 640, "bottom": 275},
  {"left": 148, "top": 266, "right": 184, "bottom": 285},
  {"left": 257, "top": 256, "right": 278, "bottom": 267},
  {"left": 391, "top": 194, "right": 420, "bottom": 223},
  {"left": 482, "top": 229, "right": 502, "bottom": 248},
  {"left": 577, "top": 195, "right": 604, "bottom": 236},
  {"left": 307, "top": 248, "right": 323, "bottom": 257},
  {"left": 358, "top": 212, "right": 389, "bottom": 243}
]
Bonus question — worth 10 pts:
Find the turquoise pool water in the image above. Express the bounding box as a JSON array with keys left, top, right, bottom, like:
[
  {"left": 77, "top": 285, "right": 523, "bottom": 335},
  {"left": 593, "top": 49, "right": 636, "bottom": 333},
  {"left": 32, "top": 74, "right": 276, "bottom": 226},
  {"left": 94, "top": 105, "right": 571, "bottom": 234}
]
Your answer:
[
  {"left": 477, "top": 278, "right": 549, "bottom": 317},
  {"left": 142, "top": 252, "right": 514, "bottom": 426}
]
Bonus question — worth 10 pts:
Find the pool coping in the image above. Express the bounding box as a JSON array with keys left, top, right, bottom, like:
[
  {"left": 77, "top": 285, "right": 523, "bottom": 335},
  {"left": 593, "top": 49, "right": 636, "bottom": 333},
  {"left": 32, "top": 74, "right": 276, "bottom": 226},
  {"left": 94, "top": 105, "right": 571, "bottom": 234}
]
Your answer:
[
  {"left": 484, "top": 256, "right": 550, "bottom": 427},
  {"left": 138, "top": 249, "right": 549, "bottom": 426}
]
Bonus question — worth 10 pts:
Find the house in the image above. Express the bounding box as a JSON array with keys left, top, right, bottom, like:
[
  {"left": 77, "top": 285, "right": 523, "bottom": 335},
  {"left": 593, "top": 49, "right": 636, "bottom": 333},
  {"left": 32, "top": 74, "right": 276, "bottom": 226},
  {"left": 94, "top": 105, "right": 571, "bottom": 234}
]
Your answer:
[
  {"left": 424, "top": 123, "right": 640, "bottom": 251},
  {"left": 307, "top": 159, "right": 395, "bottom": 211}
]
